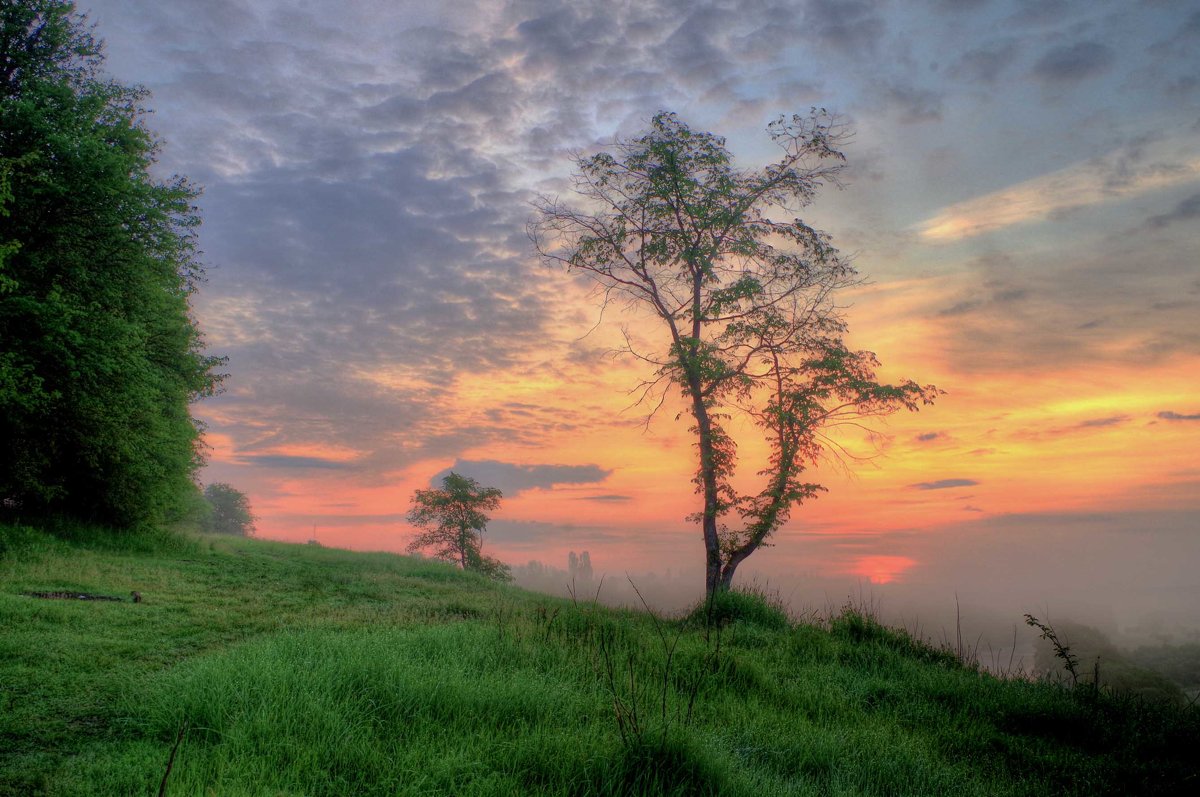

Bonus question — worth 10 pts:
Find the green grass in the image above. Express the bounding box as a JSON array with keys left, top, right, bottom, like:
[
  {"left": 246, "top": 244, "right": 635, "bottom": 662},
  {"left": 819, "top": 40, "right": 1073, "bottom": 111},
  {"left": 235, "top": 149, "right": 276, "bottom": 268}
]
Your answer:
[{"left": 2, "top": 522, "right": 1197, "bottom": 796}]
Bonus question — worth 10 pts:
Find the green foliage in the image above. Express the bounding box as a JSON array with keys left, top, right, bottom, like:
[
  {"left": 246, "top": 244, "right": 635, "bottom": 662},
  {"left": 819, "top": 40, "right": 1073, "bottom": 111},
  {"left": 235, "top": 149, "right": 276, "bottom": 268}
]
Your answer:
[
  {"left": 1027, "top": 616, "right": 1185, "bottom": 703},
  {"left": 831, "top": 606, "right": 963, "bottom": 669},
  {"left": 199, "top": 483, "right": 255, "bottom": 536},
  {"left": 1130, "top": 642, "right": 1200, "bottom": 691},
  {"left": 532, "top": 111, "right": 939, "bottom": 595},
  {"left": 686, "top": 586, "right": 792, "bottom": 631},
  {"left": 0, "top": 516, "right": 198, "bottom": 558},
  {"left": 1026, "top": 613, "right": 1084, "bottom": 687},
  {"left": 0, "top": 523, "right": 46, "bottom": 558},
  {"left": 407, "top": 471, "right": 510, "bottom": 580},
  {"left": 0, "top": 1, "right": 224, "bottom": 528}
]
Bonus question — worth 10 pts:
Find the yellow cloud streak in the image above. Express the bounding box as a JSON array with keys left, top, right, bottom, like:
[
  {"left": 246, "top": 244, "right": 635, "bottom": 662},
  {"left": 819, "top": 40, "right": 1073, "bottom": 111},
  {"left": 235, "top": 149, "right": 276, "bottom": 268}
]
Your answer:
[
  {"left": 917, "top": 147, "right": 1200, "bottom": 242},
  {"left": 862, "top": 355, "right": 1199, "bottom": 523}
]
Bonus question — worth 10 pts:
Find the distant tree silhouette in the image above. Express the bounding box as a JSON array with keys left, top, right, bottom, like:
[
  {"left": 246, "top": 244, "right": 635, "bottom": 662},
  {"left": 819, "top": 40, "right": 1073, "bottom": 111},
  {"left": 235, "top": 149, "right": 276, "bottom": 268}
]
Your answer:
[{"left": 567, "top": 550, "right": 593, "bottom": 581}]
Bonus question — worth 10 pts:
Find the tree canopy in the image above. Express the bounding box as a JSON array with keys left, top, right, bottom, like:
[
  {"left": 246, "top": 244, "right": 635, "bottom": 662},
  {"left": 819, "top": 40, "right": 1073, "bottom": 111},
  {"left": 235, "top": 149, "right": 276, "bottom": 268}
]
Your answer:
[
  {"left": 406, "top": 472, "right": 510, "bottom": 580},
  {"left": 200, "top": 483, "right": 256, "bottom": 537},
  {"left": 0, "top": 1, "right": 224, "bottom": 526},
  {"left": 532, "top": 111, "right": 938, "bottom": 597}
]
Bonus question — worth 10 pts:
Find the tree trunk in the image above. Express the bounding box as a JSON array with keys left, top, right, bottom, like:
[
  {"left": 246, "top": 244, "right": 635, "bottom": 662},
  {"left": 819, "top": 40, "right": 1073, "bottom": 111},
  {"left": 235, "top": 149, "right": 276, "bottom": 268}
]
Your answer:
[
  {"left": 690, "top": 382, "right": 723, "bottom": 598},
  {"left": 718, "top": 545, "right": 755, "bottom": 591},
  {"left": 704, "top": 516, "right": 722, "bottom": 597}
]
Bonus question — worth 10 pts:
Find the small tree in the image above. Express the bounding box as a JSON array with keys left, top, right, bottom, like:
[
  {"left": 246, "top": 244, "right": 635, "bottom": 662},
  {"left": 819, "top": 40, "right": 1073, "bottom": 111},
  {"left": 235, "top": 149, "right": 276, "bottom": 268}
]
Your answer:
[
  {"left": 531, "top": 111, "right": 938, "bottom": 598},
  {"left": 201, "top": 483, "right": 255, "bottom": 536},
  {"left": 407, "top": 472, "right": 510, "bottom": 580}
]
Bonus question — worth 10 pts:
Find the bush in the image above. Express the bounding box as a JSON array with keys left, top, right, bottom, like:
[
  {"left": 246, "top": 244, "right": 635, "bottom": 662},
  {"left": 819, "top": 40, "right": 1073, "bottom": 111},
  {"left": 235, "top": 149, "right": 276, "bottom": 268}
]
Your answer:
[{"left": 686, "top": 587, "right": 791, "bottom": 631}]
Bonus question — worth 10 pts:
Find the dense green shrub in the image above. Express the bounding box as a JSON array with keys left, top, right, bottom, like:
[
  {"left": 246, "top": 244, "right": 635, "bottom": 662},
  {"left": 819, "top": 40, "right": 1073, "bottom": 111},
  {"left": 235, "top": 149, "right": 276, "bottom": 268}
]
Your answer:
[{"left": 686, "top": 586, "right": 792, "bottom": 631}]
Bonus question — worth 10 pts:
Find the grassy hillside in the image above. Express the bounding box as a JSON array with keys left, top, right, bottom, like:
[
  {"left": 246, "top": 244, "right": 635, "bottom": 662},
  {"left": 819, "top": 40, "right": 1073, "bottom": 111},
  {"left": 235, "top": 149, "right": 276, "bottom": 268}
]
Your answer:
[{"left": 1, "top": 523, "right": 1197, "bottom": 796}]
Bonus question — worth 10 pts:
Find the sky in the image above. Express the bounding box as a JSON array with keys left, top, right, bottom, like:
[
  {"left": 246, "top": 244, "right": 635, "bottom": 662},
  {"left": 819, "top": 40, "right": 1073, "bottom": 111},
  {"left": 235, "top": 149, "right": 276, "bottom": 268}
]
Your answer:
[{"left": 83, "top": 0, "right": 1199, "bottom": 637}]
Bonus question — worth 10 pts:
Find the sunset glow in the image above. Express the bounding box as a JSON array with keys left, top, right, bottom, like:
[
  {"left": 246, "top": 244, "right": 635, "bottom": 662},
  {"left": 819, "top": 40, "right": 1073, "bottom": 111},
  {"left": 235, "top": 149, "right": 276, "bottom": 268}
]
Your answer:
[
  {"left": 849, "top": 556, "right": 918, "bottom": 585},
  {"left": 79, "top": 0, "right": 1199, "bottom": 621}
]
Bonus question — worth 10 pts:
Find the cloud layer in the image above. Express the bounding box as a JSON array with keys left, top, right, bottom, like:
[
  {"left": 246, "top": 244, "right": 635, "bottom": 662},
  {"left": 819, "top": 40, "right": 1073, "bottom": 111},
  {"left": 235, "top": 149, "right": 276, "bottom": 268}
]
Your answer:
[
  {"left": 77, "top": 0, "right": 1200, "bottom": 566},
  {"left": 431, "top": 460, "right": 612, "bottom": 496}
]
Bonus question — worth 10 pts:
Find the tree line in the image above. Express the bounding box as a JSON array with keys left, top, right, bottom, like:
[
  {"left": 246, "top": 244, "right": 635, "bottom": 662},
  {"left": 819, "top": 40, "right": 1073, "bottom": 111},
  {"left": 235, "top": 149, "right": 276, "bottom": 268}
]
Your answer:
[{"left": 1, "top": 0, "right": 224, "bottom": 527}]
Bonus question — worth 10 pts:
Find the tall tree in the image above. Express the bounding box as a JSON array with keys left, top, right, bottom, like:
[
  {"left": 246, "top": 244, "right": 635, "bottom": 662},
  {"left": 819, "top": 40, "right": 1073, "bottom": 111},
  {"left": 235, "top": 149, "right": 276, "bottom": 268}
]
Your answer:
[
  {"left": 531, "top": 111, "right": 938, "bottom": 598},
  {"left": 0, "top": 1, "right": 224, "bottom": 526},
  {"left": 407, "top": 472, "right": 510, "bottom": 580}
]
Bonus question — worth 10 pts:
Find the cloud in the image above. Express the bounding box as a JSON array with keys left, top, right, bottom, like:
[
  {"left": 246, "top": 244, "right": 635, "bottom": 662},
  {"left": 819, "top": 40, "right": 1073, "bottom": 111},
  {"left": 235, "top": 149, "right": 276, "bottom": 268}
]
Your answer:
[
  {"left": 1004, "top": 0, "right": 1067, "bottom": 27},
  {"left": 91, "top": 0, "right": 855, "bottom": 493},
  {"left": 936, "top": 281, "right": 1028, "bottom": 317},
  {"left": 487, "top": 518, "right": 626, "bottom": 545},
  {"left": 933, "top": 0, "right": 990, "bottom": 10},
  {"left": 1187, "top": 10, "right": 1200, "bottom": 36},
  {"left": 1158, "top": 411, "right": 1200, "bottom": 421},
  {"left": 915, "top": 432, "right": 944, "bottom": 442},
  {"left": 572, "top": 494, "right": 633, "bottom": 502},
  {"left": 1145, "top": 192, "right": 1200, "bottom": 230},
  {"left": 921, "top": 232, "right": 1200, "bottom": 374},
  {"left": 874, "top": 82, "right": 943, "bottom": 123},
  {"left": 916, "top": 139, "right": 1200, "bottom": 242},
  {"left": 274, "top": 512, "right": 409, "bottom": 527},
  {"left": 950, "top": 40, "right": 1020, "bottom": 85},
  {"left": 909, "top": 478, "right": 979, "bottom": 490},
  {"left": 432, "top": 459, "right": 612, "bottom": 495},
  {"left": 236, "top": 454, "right": 356, "bottom": 470},
  {"left": 76, "top": 0, "right": 1199, "bottom": 556},
  {"left": 1076, "top": 415, "right": 1129, "bottom": 429},
  {"left": 1165, "top": 75, "right": 1199, "bottom": 98},
  {"left": 802, "top": 0, "right": 887, "bottom": 57},
  {"left": 1031, "top": 41, "right": 1114, "bottom": 84}
]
